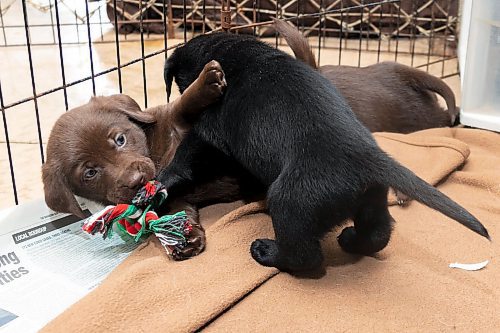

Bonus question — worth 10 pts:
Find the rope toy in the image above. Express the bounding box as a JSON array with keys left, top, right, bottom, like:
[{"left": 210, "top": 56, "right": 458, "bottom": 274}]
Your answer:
[{"left": 82, "top": 180, "right": 192, "bottom": 258}]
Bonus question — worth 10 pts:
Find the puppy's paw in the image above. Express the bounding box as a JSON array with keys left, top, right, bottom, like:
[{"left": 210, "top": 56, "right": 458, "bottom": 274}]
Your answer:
[
  {"left": 338, "top": 226, "right": 389, "bottom": 255},
  {"left": 250, "top": 238, "right": 280, "bottom": 267},
  {"left": 392, "top": 188, "right": 409, "bottom": 206},
  {"left": 202, "top": 60, "right": 226, "bottom": 98},
  {"left": 337, "top": 226, "right": 360, "bottom": 254},
  {"left": 172, "top": 224, "right": 206, "bottom": 260}
]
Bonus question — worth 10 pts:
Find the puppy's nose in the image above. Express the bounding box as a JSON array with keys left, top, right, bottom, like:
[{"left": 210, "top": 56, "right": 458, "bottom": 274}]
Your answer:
[{"left": 128, "top": 171, "right": 146, "bottom": 189}]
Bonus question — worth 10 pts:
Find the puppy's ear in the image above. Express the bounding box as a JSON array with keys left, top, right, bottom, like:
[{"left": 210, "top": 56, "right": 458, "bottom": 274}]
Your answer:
[
  {"left": 164, "top": 57, "right": 176, "bottom": 103},
  {"left": 42, "top": 162, "right": 86, "bottom": 219},
  {"left": 165, "top": 46, "right": 199, "bottom": 100},
  {"left": 101, "top": 94, "right": 156, "bottom": 124}
]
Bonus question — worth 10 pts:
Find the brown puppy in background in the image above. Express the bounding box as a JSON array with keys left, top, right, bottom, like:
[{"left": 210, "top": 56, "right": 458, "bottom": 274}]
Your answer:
[
  {"left": 274, "top": 19, "right": 458, "bottom": 133},
  {"left": 42, "top": 60, "right": 233, "bottom": 259}
]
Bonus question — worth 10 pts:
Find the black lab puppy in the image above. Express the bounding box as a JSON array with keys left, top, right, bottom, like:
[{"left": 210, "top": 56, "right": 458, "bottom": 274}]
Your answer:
[{"left": 161, "top": 33, "right": 489, "bottom": 272}]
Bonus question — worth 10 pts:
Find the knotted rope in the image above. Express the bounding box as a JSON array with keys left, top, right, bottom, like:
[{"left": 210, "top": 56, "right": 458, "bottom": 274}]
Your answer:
[{"left": 82, "top": 180, "right": 192, "bottom": 258}]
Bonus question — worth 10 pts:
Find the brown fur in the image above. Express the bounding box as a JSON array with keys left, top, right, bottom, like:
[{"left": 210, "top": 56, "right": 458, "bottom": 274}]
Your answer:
[
  {"left": 274, "top": 19, "right": 458, "bottom": 133},
  {"left": 42, "top": 60, "right": 229, "bottom": 259}
]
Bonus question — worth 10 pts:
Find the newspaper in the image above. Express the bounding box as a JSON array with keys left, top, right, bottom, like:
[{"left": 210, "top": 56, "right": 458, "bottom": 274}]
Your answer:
[{"left": 0, "top": 199, "right": 139, "bottom": 332}]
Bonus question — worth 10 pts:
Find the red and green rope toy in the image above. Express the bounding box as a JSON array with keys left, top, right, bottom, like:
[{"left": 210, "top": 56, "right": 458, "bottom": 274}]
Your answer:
[{"left": 82, "top": 180, "right": 192, "bottom": 258}]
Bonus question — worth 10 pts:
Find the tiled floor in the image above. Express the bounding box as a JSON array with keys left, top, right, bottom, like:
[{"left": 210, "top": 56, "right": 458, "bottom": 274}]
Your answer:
[{"left": 0, "top": 3, "right": 461, "bottom": 209}]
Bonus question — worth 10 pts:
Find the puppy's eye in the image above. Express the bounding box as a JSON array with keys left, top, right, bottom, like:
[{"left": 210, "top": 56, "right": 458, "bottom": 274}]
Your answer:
[
  {"left": 114, "top": 133, "right": 126, "bottom": 147},
  {"left": 84, "top": 168, "right": 98, "bottom": 180}
]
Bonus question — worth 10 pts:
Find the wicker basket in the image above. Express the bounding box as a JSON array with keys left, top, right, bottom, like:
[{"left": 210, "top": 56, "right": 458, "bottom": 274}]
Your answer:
[{"left": 106, "top": 0, "right": 458, "bottom": 39}]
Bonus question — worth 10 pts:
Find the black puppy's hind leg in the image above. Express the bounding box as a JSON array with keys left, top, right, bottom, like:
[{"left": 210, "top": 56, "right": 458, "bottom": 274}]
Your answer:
[
  {"left": 338, "top": 184, "right": 394, "bottom": 255},
  {"left": 251, "top": 173, "right": 323, "bottom": 272}
]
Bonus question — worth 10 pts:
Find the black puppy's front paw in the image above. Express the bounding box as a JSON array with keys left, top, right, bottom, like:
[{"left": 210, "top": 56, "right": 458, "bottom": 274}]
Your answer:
[{"left": 250, "top": 238, "right": 280, "bottom": 267}]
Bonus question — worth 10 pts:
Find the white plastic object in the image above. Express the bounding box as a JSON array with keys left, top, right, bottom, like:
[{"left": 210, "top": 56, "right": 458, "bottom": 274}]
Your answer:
[
  {"left": 460, "top": 0, "right": 500, "bottom": 132},
  {"left": 449, "top": 260, "right": 489, "bottom": 271}
]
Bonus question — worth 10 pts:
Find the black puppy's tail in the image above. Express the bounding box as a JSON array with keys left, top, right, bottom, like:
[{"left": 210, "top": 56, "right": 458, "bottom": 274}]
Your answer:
[
  {"left": 273, "top": 18, "right": 317, "bottom": 69},
  {"left": 381, "top": 157, "right": 490, "bottom": 240},
  {"left": 394, "top": 64, "right": 458, "bottom": 125}
]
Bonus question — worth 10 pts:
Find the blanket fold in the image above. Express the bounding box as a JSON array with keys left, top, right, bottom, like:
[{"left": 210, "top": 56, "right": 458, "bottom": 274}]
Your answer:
[{"left": 42, "top": 128, "right": 499, "bottom": 333}]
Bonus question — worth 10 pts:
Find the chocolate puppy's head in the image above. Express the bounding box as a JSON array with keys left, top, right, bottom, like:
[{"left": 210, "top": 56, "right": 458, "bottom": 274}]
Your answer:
[{"left": 42, "top": 94, "right": 156, "bottom": 218}]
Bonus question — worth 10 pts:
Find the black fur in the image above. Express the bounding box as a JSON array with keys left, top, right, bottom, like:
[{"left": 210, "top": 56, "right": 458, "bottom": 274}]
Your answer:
[{"left": 161, "top": 33, "right": 489, "bottom": 272}]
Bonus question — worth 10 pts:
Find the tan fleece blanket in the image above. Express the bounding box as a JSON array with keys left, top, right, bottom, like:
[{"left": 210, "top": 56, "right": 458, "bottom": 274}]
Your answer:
[{"left": 43, "top": 128, "right": 499, "bottom": 333}]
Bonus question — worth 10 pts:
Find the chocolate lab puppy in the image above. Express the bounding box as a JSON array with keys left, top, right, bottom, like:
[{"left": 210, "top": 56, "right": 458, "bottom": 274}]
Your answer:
[
  {"left": 161, "top": 33, "right": 488, "bottom": 272},
  {"left": 42, "top": 60, "right": 236, "bottom": 259},
  {"left": 274, "top": 19, "right": 458, "bottom": 133}
]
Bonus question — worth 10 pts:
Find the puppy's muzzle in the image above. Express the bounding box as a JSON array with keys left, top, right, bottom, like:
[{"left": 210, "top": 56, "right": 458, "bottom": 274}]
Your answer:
[
  {"left": 125, "top": 171, "right": 147, "bottom": 191},
  {"left": 118, "top": 159, "right": 156, "bottom": 192},
  {"left": 107, "top": 158, "right": 156, "bottom": 204}
]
